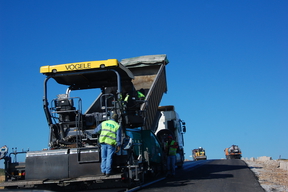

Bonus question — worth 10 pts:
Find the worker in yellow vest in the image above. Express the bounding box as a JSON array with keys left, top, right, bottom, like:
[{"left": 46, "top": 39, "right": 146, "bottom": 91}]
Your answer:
[
  {"left": 165, "top": 135, "right": 178, "bottom": 177},
  {"left": 93, "top": 113, "right": 121, "bottom": 177}
]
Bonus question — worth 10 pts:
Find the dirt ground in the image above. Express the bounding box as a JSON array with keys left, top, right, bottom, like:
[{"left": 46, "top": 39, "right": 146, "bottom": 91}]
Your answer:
[
  {"left": 0, "top": 175, "right": 4, "bottom": 189},
  {"left": 244, "top": 160, "right": 288, "bottom": 192}
]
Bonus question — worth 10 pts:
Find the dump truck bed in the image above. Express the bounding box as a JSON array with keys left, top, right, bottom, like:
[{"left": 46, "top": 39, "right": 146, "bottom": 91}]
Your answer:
[{"left": 121, "top": 54, "right": 169, "bottom": 131}]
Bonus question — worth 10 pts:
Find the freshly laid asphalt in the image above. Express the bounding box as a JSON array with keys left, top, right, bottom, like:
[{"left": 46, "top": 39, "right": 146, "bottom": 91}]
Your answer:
[{"left": 139, "top": 159, "right": 264, "bottom": 192}]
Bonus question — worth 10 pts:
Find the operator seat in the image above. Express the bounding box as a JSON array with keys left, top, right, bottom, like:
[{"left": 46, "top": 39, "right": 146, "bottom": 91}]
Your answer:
[{"left": 55, "top": 95, "right": 76, "bottom": 123}]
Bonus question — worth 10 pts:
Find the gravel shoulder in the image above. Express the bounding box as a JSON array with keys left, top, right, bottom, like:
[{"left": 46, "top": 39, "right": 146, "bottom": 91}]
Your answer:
[{"left": 244, "top": 158, "right": 288, "bottom": 192}]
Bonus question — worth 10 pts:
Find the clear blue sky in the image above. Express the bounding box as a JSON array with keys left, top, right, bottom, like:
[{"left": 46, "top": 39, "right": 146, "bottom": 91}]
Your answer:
[{"left": 0, "top": 0, "right": 287, "bottom": 168}]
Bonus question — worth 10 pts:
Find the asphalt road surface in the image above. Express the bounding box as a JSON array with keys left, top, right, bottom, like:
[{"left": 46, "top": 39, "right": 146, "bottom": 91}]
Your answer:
[{"left": 138, "top": 159, "right": 264, "bottom": 192}]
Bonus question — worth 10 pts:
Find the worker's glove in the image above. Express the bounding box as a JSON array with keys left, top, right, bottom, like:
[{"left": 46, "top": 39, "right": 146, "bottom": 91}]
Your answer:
[{"left": 115, "top": 145, "right": 121, "bottom": 153}]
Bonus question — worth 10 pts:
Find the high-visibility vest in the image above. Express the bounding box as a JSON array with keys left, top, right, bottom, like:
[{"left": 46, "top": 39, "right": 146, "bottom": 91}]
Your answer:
[
  {"left": 99, "top": 120, "right": 120, "bottom": 145},
  {"left": 166, "top": 140, "right": 177, "bottom": 156},
  {"left": 124, "top": 95, "right": 129, "bottom": 102},
  {"left": 137, "top": 91, "right": 145, "bottom": 99}
]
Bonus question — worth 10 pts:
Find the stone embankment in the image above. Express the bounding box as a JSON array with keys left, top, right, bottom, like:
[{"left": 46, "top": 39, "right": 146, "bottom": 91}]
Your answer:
[
  {"left": 246, "top": 156, "right": 288, "bottom": 171},
  {"left": 243, "top": 156, "right": 288, "bottom": 192}
]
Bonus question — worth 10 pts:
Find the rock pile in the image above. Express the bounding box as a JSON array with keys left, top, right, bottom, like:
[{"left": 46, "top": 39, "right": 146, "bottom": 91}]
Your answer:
[{"left": 244, "top": 156, "right": 288, "bottom": 192}]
